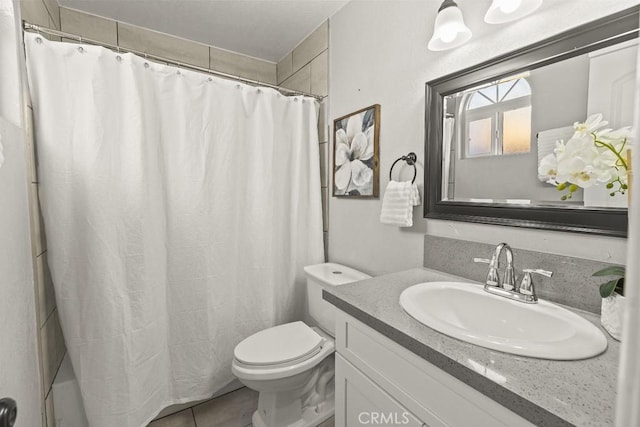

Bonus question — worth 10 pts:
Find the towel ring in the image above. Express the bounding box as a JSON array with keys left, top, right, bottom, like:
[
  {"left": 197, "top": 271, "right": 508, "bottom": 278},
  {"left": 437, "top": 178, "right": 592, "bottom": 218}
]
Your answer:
[{"left": 389, "top": 152, "right": 417, "bottom": 183}]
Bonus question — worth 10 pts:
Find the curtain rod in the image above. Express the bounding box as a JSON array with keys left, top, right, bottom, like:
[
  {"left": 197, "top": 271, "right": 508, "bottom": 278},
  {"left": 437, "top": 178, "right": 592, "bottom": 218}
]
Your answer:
[{"left": 22, "top": 21, "right": 326, "bottom": 101}]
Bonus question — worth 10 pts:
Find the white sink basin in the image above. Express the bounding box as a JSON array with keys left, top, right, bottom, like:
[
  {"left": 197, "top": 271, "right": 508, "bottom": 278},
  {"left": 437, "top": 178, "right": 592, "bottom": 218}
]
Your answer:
[{"left": 399, "top": 281, "right": 607, "bottom": 360}]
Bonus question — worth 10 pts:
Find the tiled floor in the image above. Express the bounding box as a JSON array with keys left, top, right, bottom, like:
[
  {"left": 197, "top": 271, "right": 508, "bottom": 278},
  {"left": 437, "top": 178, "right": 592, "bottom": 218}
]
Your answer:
[{"left": 147, "top": 387, "right": 335, "bottom": 427}]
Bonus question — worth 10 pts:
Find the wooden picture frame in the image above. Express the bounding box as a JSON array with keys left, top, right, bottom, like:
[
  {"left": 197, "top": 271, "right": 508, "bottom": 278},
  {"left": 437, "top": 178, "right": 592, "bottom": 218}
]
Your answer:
[{"left": 332, "top": 104, "right": 380, "bottom": 198}]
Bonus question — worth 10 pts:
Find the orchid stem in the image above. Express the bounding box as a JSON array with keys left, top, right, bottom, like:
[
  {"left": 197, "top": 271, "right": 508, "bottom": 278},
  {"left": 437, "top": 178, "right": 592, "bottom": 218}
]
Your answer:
[{"left": 592, "top": 134, "right": 628, "bottom": 170}]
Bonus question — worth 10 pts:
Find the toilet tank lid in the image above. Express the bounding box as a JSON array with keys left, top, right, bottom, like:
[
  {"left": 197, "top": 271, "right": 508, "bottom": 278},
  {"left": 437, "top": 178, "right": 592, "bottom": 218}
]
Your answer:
[{"left": 304, "top": 263, "right": 371, "bottom": 286}]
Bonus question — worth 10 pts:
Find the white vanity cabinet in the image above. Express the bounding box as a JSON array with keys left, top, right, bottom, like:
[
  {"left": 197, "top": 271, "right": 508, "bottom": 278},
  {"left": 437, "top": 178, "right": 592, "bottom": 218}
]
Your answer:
[
  {"left": 333, "top": 311, "right": 535, "bottom": 427},
  {"left": 336, "top": 354, "right": 424, "bottom": 427}
]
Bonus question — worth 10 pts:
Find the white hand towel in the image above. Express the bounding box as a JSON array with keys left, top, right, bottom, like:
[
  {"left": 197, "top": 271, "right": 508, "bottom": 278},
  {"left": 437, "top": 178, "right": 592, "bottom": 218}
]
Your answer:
[{"left": 380, "top": 180, "right": 421, "bottom": 227}]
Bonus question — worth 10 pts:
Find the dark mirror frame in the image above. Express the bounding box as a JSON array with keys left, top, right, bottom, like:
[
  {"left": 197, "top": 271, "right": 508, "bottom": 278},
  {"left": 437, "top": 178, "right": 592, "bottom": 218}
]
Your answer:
[{"left": 424, "top": 7, "right": 639, "bottom": 238}]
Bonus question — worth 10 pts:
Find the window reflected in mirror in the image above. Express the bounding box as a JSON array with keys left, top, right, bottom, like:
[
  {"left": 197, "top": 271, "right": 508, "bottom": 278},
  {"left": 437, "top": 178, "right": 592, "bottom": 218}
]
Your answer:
[{"left": 441, "top": 38, "right": 636, "bottom": 210}]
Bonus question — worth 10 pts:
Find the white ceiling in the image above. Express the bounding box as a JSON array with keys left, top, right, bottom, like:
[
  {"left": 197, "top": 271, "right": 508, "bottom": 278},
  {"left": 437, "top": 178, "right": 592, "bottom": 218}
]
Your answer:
[{"left": 57, "top": 0, "right": 349, "bottom": 62}]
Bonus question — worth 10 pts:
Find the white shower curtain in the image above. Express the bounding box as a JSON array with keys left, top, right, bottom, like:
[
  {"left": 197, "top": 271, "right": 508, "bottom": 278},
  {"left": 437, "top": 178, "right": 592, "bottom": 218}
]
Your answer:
[{"left": 24, "top": 33, "right": 324, "bottom": 427}]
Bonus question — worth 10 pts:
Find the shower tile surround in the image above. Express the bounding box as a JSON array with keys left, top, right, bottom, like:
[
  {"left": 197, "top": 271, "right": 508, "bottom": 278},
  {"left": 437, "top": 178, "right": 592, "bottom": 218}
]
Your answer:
[
  {"left": 19, "top": 1, "right": 330, "bottom": 425},
  {"left": 19, "top": 3, "right": 66, "bottom": 427}
]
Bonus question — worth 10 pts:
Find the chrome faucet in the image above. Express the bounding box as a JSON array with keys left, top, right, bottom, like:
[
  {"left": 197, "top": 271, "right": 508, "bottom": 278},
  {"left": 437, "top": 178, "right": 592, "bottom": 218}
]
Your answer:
[
  {"left": 474, "top": 243, "right": 553, "bottom": 304},
  {"left": 473, "top": 242, "right": 515, "bottom": 290}
]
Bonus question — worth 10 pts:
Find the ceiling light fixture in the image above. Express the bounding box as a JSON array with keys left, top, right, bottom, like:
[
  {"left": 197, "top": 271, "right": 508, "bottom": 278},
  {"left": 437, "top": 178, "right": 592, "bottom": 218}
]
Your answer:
[
  {"left": 428, "top": 0, "right": 472, "bottom": 51},
  {"left": 484, "top": 0, "right": 543, "bottom": 24}
]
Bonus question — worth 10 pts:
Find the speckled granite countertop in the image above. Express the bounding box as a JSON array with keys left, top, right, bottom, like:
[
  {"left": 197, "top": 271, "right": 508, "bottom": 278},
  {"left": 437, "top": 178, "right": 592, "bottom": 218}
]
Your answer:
[{"left": 323, "top": 268, "right": 620, "bottom": 427}]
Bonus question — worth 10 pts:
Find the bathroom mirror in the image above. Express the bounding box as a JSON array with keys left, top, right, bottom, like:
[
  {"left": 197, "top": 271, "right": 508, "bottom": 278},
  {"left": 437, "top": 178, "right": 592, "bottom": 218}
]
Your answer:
[{"left": 424, "top": 7, "right": 638, "bottom": 237}]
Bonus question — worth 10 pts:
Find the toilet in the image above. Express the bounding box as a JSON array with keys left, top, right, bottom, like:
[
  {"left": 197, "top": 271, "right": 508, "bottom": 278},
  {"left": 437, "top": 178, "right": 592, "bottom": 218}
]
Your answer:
[{"left": 232, "top": 262, "right": 371, "bottom": 427}]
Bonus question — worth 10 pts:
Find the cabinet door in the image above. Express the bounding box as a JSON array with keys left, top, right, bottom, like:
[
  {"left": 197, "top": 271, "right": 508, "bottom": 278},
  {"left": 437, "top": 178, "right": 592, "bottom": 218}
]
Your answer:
[
  {"left": 335, "top": 311, "right": 534, "bottom": 427},
  {"left": 335, "top": 354, "right": 425, "bottom": 427}
]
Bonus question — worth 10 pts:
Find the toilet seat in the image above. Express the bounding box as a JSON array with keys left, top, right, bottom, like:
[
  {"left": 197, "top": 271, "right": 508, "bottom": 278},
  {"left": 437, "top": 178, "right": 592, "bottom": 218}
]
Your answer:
[
  {"left": 234, "top": 321, "right": 324, "bottom": 367},
  {"left": 232, "top": 325, "right": 335, "bottom": 382}
]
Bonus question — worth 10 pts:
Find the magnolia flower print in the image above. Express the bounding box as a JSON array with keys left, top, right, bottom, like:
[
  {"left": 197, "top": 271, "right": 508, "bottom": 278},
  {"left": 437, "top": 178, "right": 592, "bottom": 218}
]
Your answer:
[{"left": 334, "top": 109, "right": 375, "bottom": 195}]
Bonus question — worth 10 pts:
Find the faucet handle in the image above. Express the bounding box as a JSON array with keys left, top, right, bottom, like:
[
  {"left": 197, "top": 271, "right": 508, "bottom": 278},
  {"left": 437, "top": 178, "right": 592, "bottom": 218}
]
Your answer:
[
  {"left": 519, "top": 268, "right": 553, "bottom": 300},
  {"left": 473, "top": 257, "right": 499, "bottom": 268},
  {"left": 473, "top": 257, "right": 499, "bottom": 287},
  {"left": 522, "top": 268, "right": 553, "bottom": 277}
]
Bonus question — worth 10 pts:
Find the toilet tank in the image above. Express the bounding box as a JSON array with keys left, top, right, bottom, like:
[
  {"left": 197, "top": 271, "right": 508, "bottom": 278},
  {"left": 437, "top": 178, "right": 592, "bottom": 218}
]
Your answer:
[{"left": 304, "top": 262, "right": 371, "bottom": 336}]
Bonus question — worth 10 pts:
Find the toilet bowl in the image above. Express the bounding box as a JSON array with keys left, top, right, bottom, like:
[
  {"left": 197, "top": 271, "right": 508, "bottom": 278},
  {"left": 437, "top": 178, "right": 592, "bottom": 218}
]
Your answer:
[{"left": 231, "top": 262, "right": 370, "bottom": 427}]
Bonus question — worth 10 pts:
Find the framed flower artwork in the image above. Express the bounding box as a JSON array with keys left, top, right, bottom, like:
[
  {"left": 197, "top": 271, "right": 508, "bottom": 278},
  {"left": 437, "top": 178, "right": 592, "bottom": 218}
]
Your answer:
[{"left": 332, "top": 104, "right": 380, "bottom": 197}]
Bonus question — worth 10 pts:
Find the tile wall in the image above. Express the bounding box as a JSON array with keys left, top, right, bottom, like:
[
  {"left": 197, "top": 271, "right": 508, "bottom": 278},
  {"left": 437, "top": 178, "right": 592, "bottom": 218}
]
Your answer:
[
  {"left": 277, "top": 22, "right": 330, "bottom": 259},
  {"left": 57, "top": 8, "right": 277, "bottom": 83},
  {"left": 19, "top": 2, "right": 67, "bottom": 426},
  {"left": 19, "top": 2, "right": 330, "bottom": 425}
]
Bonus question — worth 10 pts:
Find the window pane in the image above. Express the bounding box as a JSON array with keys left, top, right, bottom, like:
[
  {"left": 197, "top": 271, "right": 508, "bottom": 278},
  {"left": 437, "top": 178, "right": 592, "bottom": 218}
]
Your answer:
[
  {"left": 502, "top": 79, "right": 531, "bottom": 101},
  {"left": 503, "top": 106, "right": 531, "bottom": 154},
  {"left": 467, "top": 92, "right": 493, "bottom": 109},
  {"left": 467, "top": 118, "right": 493, "bottom": 156},
  {"left": 498, "top": 81, "right": 516, "bottom": 101},
  {"left": 478, "top": 86, "right": 498, "bottom": 103}
]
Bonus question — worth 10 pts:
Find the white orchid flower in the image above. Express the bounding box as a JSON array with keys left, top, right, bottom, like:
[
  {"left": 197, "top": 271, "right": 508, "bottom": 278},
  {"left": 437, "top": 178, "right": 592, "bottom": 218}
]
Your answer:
[
  {"left": 573, "top": 113, "right": 608, "bottom": 136},
  {"left": 548, "top": 114, "right": 632, "bottom": 199},
  {"left": 334, "top": 113, "right": 374, "bottom": 192},
  {"left": 538, "top": 153, "right": 558, "bottom": 183},
  {"left": 556, "top": 157, "right": 597, "bottom": 188},
  {"left": 596, "top": 126, "right": 632, "bottom": 142},
  {"left": 553, "top": 140, "right": 566, "bottom": 153}
]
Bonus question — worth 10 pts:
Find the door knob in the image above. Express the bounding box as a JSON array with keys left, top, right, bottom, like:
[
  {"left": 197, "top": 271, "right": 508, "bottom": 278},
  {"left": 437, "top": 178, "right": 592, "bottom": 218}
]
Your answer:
[{"left": 0, "top": 398, "right": 17, "bottom": 427}]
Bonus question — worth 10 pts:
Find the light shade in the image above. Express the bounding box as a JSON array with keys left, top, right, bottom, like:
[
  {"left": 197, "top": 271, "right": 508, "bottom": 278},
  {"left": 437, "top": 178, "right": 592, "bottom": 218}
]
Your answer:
[
  {"left": 484, "top": 0, "right": 543, "bottom": 24},
  {"left": 428, "top": 0, "right": 472, "bottom": 51}
]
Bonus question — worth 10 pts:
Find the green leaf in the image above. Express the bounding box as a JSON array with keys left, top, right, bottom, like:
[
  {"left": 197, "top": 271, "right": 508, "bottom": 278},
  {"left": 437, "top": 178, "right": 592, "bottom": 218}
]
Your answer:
[
  {"left": 599, "top": 280, "right": 619, "bottom": 298},
  {"left": 592, "top": 266, "right": 625, "bottom": 277}
]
